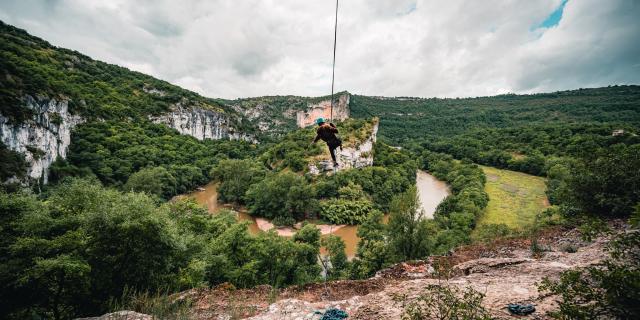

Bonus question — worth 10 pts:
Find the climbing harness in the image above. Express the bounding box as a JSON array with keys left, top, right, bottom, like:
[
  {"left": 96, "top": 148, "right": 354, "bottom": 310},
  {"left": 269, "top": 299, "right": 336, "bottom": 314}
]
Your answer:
[{"left": 329, "top": 0, "right": 339, "bottom": 122}]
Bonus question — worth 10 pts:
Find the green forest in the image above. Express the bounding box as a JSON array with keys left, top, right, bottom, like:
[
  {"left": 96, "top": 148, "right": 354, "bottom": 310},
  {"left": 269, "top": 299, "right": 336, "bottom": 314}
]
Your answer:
[{"left": 1, "top": 21, "right": 639, "bottom": 319}]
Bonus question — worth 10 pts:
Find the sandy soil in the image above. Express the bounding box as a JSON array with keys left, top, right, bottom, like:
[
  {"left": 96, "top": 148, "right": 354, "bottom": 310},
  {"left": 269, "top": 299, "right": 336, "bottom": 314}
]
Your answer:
[{"left": 255, "top": 217, "right": 346, "bottom": 237}]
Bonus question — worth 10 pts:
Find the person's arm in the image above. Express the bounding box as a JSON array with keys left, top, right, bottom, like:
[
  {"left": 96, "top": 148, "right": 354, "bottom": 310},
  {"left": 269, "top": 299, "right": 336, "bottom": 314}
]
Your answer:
[
  {"left": 329, "top": 123, "right": 338, "bottom": 133},
  {"left": 312, "top": 128, "right": 321, "bottom": 143}
]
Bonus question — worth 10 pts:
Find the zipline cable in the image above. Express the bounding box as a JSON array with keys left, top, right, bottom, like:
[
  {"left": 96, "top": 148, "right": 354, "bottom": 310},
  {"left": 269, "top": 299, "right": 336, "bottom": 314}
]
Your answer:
[
  {"left": 330, "top": 0, "right": 339, "bottom": 122},
  {"left": 322, "top": 3, "right": 340, "bottom": 302}
]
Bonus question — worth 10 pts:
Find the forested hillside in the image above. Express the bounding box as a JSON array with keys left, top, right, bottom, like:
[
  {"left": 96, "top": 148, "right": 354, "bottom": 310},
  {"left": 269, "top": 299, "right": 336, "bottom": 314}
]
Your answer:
[
  {"left": 351, "top": 86, "right": 640, "bottom": 142},
  {"left": 1, "top": 20, "right": 639, "bottom": 320},
  {"left": 0, "top": 21, "right": 239, "bottom": 122}
]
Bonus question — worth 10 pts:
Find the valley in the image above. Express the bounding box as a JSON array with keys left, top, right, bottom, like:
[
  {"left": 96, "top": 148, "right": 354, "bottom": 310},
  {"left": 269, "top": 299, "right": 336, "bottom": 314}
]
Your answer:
[
  {"left": 181, "top": 169, "right": 450, "bottom": 259},
  {"left": 1, "top": 20, "right": 639, "bottom": 320}
]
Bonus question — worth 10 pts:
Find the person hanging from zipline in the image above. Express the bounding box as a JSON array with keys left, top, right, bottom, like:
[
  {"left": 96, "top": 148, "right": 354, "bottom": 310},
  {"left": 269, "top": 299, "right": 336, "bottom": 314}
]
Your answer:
[{"left": 312, "top": 117, "right": 342, "bottom": 167}]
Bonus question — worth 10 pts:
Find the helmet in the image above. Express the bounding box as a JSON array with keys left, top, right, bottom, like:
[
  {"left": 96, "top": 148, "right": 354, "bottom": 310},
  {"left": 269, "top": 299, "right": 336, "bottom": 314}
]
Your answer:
[{"left": 315, "top": 117, "right": 326, "bottom": 125}]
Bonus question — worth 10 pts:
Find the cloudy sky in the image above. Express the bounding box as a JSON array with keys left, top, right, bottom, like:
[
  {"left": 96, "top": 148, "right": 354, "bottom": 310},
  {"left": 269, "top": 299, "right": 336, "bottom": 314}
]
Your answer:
[{"left": 1, "top": 0, "right": 639, "bottom": 99}]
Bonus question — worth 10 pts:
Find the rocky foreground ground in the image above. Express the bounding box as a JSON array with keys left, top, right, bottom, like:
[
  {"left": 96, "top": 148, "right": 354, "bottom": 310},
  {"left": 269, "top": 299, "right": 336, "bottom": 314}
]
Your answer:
[{"left": 84, "top": 225, "right": 618, "bottom": 320}]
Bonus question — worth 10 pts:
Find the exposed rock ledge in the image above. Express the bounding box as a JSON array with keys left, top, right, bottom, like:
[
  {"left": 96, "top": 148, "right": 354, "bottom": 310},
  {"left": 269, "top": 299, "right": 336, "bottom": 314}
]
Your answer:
[
  {"left": 150, "top": 102, "right": 256, "bottom": 142},
  {"left": 309, "top": 121, "right": 379, "bottom": 175},
  {"left": 0, "top": 95, "right": 84, "bottom": 183},
  {"left": 76, "top": 310, "right": 152, "bottom": 320},
  {"left": 297, "top": 94, "right": 350, "bottom": 128},
  {"left": 96, "top": 227, "right": 617, "bottom": 319}
]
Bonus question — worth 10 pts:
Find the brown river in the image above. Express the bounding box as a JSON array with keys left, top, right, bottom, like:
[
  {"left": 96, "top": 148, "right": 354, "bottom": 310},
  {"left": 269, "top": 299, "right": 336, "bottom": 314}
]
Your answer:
[{"left": 182, "top": 170, "right": 449, "bottom": 258}]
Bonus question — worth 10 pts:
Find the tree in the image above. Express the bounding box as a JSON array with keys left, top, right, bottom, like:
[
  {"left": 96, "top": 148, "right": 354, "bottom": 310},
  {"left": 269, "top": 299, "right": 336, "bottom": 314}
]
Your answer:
[
  {"left": 564, "top": 144, "right": 640, "bottom": 217},
  {"left": 539, "top": 231, "right": 640, "bottom": 319},
  {"left": 123, "top": 166, "right": 177, "bottom": 199},
  {"left": 323, "top": 235, "right": 348, "bottom": 279},
  {"left": 212, "top": 159, "right": 266, "bottom": 204},
  {"left": 350, "top": 210, "right": 392, "bottom": 279},
  {"left": 245, "top": 171, "right": 317, "bottom": 225},
  {"left": 388, "top": 186, "right": 433, "bottom": 261},
  {"left": 293, "top": 223, "right": 321, "bottom": 249},
  {"left": 0, "top": 142, "right": 27, "bottom": 181}
]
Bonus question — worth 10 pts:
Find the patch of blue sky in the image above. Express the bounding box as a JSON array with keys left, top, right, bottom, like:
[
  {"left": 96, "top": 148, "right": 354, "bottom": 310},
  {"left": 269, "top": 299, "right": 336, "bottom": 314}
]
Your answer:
[
  {"left": 533, "top": 0, "right": 568, "bottom": 30},
  {"left": 399, "top": 2, "right": 417, "bottom": 16}
]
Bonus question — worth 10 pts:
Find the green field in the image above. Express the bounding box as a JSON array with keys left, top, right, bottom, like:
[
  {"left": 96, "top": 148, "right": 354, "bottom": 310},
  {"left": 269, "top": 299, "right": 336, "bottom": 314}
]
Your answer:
[{"left": 477, "top": 166, "right": 549, "bottom": 230}]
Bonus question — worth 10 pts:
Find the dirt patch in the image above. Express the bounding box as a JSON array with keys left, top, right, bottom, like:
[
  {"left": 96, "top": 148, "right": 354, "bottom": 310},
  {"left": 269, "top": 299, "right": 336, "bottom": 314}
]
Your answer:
[
  {"left": 280, "top": 279, "right": 388, "bottom": 302},
  {"left": 172, "top": 224, "right": 617, "bottom": 320}
]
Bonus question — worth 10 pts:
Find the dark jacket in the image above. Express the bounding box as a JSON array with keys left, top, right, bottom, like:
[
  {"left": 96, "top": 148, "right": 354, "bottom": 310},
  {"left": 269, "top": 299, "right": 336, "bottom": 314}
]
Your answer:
[{"left": 314, "top": 123, "right": 341, "bottom": 147}]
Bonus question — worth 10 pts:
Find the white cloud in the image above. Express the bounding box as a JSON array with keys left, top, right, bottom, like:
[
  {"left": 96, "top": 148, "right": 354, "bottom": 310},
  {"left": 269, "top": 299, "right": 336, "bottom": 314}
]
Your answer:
[{"left": 1, "top": 0, "right": 638, "bottom": 99}]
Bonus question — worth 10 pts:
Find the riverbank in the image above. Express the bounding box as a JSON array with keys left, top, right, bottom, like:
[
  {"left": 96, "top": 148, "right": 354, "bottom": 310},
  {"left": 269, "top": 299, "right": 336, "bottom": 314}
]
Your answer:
[
  {"left": 416, "top": 170, "right": 450, "bottom": 218},
  {"left": 180, "top": 170, "right": 449, "bottom": 258}
]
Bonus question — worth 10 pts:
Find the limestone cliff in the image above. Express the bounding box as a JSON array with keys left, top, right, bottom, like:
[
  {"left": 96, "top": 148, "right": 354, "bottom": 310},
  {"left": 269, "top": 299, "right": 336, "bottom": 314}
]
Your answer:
[
  {"left": 0, "top": 95, "right": 84, "bottom": 183},
  {"left": 150, "top": 102, "right": 255, "bottom": 142},
  {"left": 297, "top": 94, "right": 350, "bottom": 128},
  {"left": 228, "top": 93, "right": 351, "bottom": 136},
  {"left": 308, "top": 120, "right": 378, "bottom": 174},
  {"left": 337, "top": 121, "right": 378, "bottom": 170}
]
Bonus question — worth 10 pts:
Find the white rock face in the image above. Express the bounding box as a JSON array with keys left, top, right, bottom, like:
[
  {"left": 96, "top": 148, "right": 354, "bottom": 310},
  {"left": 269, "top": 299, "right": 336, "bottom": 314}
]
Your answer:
[
  {"left": 0, "top": 95, "right": 84, "bottom": 183},
  {"left": 337, "top": 122, "right": 378, "bottom": 170},
  {"left": 308, "top": 122, "right": 379, "bottom": 174},
  {"left": 150, "top": 104, "right": 256, "bottom": 142},
  {"left": 297, "top": 94, "right": 350, "bottom": 128}
]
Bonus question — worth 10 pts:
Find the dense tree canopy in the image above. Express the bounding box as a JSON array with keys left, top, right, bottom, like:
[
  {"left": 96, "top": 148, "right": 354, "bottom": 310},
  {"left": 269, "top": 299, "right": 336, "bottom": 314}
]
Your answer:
[{"left": 0, "top": 178, "right": 325, "bottom": 319}]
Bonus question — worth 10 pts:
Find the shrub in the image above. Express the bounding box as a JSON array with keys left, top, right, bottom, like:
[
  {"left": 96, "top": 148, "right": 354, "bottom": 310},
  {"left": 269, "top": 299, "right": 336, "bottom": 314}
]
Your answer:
[
  {"left": 319, "top": 198, "right": 376, "bottom": 225},
  {"left": 472, "top": 223, "right": 513, "bottom": 243},
  {"left": 393, "top": 284, "right": 493, "bottom": 320},
  {"left": 245, "top": 171, "right": 318, "bottom": 224},
  {"left": 538, "top": 231, "right": 640, "bottom": 319},
  {"left": 124, "top": 166, "right": 177, "bottom": 199},
  {"left": 212, "top": 159, "right": 266, "bottom": 205}
]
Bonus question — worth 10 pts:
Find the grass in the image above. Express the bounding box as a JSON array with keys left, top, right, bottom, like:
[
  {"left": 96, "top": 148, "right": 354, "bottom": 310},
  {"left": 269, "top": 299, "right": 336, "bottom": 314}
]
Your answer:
[{"left": 476, "top": 166, "right": 549, "bottom": 231}]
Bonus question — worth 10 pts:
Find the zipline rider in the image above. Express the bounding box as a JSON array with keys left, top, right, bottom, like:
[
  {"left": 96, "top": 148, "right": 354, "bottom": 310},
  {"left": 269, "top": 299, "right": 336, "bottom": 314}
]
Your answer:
[{"left": 311, "top": 117, "right": 342, "bottom": 167}]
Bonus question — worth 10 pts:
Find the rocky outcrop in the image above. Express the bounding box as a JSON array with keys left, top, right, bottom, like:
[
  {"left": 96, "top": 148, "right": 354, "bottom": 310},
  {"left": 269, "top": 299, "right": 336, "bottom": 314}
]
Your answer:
[
  {"left": 75, "top": 311, "right": 152, "bottom": 320},
  {"left": 308, "top": 121, "right": 378, "bottom": 175},
  {"left": 242, "top": 229, "right": 612, "bottom": 320},
  {"left": 297, "top": 94, "right": 350, "bottom": 128},
  {"left": 150, "top": 103, "right": 255, "bottom": 142},
  {"left": 0, "top": 95, "right": 84, "bottom": 183},
  {"left": 337, "top": 121, "right": 378, "bottom": 170}
]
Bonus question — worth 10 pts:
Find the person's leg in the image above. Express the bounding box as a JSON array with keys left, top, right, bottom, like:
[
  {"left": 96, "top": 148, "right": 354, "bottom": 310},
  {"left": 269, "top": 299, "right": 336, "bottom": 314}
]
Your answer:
[{"left": 329, "top": 145, "right": 337, "bottom": 164}]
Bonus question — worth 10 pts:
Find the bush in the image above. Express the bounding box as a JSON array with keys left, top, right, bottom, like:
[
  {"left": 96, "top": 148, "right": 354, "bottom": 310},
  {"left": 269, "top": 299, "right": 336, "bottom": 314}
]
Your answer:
[
  {"left": 212, "top": 159, "right": 266, "bottom": 205},
  {"left": 538, "top": 231, "right": 640, "bottom": 319},
  {"left": 0, "top": 142, "right": 28, "bottom": 181},
  {"left": 124, "top": 166, "right": 177, "bottom": 199},
  {"left": 320, "top": 199, "right": 377, "bottom": 225},
  {"left": 245, "top": 171, "right": 317, "bottom": 224},
  {"left": 472, "top": 223, "right": 513, "bottom": 243},
  {"left": 393, "top": 284, "right": 493, "bottom": 320}
]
